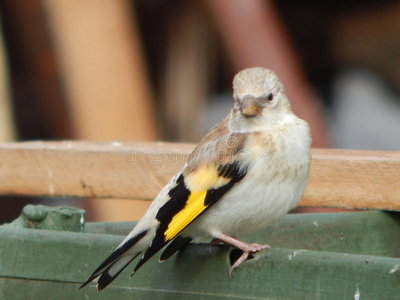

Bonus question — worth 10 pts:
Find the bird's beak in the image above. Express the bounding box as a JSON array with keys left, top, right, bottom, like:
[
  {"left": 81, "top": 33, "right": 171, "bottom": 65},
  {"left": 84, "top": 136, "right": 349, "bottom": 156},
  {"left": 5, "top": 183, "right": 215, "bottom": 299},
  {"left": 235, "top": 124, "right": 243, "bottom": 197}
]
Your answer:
[{"left": 241, "top": 96, "right": 261, "bottom": 117}]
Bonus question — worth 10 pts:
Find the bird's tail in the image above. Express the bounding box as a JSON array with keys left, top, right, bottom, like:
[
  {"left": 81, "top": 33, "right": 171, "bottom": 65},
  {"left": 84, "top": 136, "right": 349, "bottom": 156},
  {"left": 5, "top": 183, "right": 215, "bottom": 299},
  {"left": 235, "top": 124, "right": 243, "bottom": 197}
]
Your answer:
[{"left": 79, "top": 230, "right": 147, "bottom": 291}]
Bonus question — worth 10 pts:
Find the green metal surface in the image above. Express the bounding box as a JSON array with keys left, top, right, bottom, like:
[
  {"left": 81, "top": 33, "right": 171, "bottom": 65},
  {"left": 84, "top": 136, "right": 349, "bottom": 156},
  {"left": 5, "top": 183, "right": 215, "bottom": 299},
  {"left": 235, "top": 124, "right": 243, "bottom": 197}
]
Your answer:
[
  {"left": 8, "top": 204, "right": 85, "bottom": 232},
  {"left": 86, "top": 211, "right": 400, "bottom": 257},
  {"left": 0, "top": 207, "right": 399, "bottom": 299}
]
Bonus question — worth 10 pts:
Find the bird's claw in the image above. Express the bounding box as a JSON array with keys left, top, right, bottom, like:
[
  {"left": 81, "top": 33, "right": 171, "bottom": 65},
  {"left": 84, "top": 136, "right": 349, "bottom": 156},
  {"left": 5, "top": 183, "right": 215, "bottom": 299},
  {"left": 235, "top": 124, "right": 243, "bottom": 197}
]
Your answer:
[{"left": 229, "top": 243, "right": 270, "bottom": 278}]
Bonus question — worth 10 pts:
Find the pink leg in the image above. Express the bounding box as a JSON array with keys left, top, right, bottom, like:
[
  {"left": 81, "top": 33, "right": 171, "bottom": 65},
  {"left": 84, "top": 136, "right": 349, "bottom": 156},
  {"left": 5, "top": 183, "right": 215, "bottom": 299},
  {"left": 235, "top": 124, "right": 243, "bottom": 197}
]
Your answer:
[{"left": 215, "top": 233, "right": 270, "bottom": 277}]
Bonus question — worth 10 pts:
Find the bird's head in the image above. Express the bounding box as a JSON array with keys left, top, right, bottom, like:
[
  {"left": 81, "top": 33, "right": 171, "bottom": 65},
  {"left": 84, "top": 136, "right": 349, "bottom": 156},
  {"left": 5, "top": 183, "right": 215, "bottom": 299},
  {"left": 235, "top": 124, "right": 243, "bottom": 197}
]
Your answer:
[{"left": 230, "top": 67, "right": 291, "bottom": 131}]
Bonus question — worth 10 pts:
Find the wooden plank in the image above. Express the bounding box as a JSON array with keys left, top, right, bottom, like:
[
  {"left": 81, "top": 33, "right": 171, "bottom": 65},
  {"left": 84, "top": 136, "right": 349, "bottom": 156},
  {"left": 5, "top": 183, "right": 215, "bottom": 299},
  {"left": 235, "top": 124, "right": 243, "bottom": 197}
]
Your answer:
[
  {"left": 0, "top": 142, "right": 399, "bottom": 210},
  {"left": 305, "top": 148, "right": 400, "bottom": 210},
  {"left": 0, "top": 141, "right": 190, "bottom": 200}
]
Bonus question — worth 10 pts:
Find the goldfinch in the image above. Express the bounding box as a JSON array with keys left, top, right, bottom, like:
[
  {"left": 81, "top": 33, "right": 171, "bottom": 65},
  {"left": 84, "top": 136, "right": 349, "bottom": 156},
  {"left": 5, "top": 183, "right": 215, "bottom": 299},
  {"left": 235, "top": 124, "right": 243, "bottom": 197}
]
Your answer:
[{"left": 80, "top": 67, "right": 312, "bottom": 291}]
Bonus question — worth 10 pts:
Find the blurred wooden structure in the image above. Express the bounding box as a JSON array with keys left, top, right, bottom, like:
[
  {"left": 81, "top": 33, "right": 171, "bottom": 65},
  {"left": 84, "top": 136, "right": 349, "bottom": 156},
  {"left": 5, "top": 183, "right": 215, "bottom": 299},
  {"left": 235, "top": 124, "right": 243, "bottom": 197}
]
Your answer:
[
  {"left": 0, "top": 24, "right": 15, "bottom": 142},
  {"left": 162, "top": 1, "right": 215, "bottom": 142},
  {"left": 43, "top": 0, "right": 159, "bottom": 220},
  {"left": 0, "top": 0, "right": 71, "bottom": 139},
  {"left": 43, "top": 0, "right": 158, "bottom": 141}
]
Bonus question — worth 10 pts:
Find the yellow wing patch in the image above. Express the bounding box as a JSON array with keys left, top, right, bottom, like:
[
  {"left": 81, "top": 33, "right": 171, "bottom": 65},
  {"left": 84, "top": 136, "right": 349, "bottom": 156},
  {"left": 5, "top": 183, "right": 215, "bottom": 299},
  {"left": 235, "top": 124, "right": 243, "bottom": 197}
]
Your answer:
[
  {"left": 164, "top": 190, "right": 207, "bottom": 241},
  {"left": 164, "top": 165, "right": 231, "bottom": 241},
  {"left": 185, "top": 165, "right": 230, "bottom": 192}
]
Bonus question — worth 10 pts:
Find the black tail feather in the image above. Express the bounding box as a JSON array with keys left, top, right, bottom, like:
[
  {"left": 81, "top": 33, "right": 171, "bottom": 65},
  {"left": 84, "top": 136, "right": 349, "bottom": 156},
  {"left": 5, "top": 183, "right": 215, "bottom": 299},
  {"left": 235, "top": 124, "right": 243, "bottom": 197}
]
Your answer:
[
  {"left": 79, "top": 230, "right": 147, "bottom": 291},
  {"left": 96, "top": 253, "right": 140, "bottom": 291},
  {"left": 132, "top": 240, "right": 166, "bottom": 275}
]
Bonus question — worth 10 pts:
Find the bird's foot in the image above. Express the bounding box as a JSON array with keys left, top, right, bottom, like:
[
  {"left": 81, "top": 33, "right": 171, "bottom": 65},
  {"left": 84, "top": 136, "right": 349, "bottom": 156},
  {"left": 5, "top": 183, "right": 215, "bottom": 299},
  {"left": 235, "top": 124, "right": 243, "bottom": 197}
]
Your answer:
[
  {"left": 213, "top": 233, "right": 270, "bottom": 277},
  {"left": 229, "top": 243, "right": 270, "bottom": 278}
]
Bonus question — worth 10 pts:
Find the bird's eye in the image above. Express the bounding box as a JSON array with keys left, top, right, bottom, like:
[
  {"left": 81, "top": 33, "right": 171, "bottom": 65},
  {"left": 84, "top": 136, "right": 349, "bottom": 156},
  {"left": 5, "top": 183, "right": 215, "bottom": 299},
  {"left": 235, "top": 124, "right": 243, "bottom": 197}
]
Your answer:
[{"left": 267, "top": 93, "right": 274, "bottom": 101}]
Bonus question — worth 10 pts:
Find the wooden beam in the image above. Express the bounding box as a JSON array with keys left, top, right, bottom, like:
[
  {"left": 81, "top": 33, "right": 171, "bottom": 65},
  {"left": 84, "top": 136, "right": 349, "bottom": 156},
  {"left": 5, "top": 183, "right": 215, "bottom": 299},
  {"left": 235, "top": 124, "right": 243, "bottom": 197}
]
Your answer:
[
  {"left": 0, "top": 142, "right": 399, "bottom": 210},
  {"left": 304, "top": 148, "right": 400, "bottom": 210}
]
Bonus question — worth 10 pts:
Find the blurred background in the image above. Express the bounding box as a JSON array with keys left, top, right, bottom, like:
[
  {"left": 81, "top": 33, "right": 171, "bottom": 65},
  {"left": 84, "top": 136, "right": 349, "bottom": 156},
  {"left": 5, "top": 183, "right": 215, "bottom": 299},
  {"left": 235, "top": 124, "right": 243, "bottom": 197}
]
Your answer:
[{"left": 0, "top": 0, "right": 399, "bottom": 223}]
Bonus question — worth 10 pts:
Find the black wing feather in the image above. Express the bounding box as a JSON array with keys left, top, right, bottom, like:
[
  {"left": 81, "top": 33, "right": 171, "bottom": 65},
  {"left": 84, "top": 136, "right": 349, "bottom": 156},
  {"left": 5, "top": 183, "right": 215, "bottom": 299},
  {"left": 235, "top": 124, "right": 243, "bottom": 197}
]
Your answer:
[
  {"left": 132, "top": 162, "right": 247, "bottom": 274},
  {"left": 159, "top": 235, "right": 193, "bottom": 261}
]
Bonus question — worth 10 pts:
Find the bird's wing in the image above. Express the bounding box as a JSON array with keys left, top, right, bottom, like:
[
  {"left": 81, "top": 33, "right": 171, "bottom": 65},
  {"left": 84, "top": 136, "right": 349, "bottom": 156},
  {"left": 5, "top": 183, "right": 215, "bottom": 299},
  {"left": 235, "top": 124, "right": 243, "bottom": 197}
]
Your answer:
[{"left": 132, "top": 120, "right": 249, "bottom": 273}]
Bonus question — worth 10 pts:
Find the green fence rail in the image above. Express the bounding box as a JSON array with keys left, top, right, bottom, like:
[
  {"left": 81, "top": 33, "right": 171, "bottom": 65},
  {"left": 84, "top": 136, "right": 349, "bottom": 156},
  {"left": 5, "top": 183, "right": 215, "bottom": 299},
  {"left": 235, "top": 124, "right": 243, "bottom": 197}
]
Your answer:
[{"left": 1, "top": 205, "right": 399, "bottom": 299}]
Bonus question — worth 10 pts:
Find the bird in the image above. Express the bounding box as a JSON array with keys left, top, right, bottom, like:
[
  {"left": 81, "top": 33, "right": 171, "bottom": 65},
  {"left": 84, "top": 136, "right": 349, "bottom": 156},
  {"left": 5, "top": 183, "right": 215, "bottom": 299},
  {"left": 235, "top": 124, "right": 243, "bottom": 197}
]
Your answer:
[{"left": 79, "top": 67, "right": 312, "bottom": 291}]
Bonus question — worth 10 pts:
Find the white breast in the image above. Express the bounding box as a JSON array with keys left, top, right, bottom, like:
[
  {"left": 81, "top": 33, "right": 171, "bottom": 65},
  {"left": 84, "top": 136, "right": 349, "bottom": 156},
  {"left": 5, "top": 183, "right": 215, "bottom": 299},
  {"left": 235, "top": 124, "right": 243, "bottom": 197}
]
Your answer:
[{"left": 186, "top": 117, "right": 311, "bottom": 242}]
